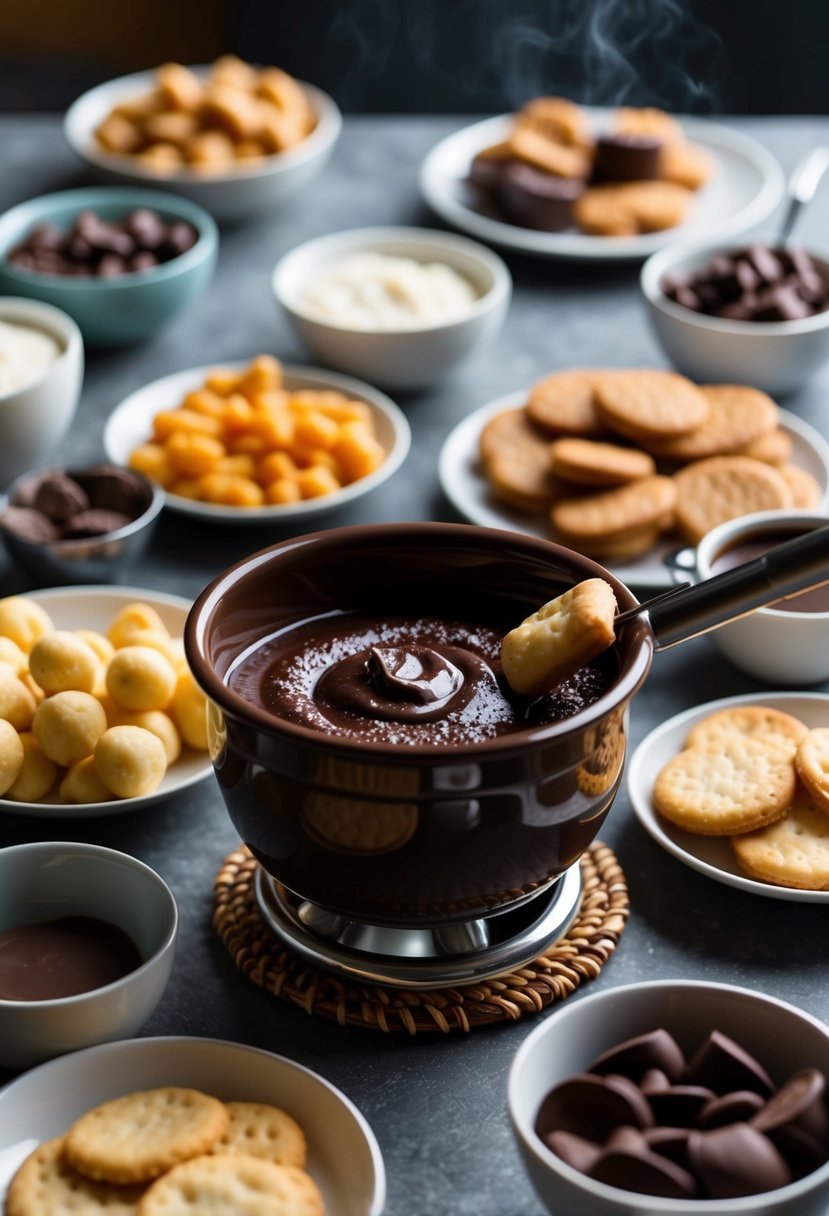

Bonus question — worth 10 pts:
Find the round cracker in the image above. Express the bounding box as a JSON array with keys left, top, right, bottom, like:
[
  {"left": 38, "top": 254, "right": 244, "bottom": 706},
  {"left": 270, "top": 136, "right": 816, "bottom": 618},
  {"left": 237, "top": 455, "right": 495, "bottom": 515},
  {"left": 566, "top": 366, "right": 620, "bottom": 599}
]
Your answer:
[
  {"left": 526, "top": 369, "right": 607, "bottom": 437},
  {"left": 685, "top": 705, "right": 808, "bottom": 761},
  {"left": 137, "top": 1155, "right": 323, "bottom": 1216},
  {"left": 574, "top": 182, "right": 692, "bottom": 237},
  {"left": 795, "top": 727, "right": 829, "bottom": 813},
  {"left": 551, "top": 474, "right": 676, "bottom": 542},
  {"left": 549, "top": 438, "right": 655, "bottom": 486},
  {"left": 595, "top": 369, "right": 709, "bottom": 440},
  {"left": 652, "top": 736, "right": 796, "bottom": 836},
  {"left": 736, "top": 428, "right": 792, "bottom": 466},
  {"left": 6, "top": 1137, "right": 145, "bottom": 1216},
  {"left": 673, "top": 456, "right": 792, "bottom": 544},
  {"left": 479, "top": 407, "right": 562, "bottom": 512},
  {"left": 779, "top": 463, "right": 823, "bottom": 509},
  {"left": 644, "top": 385, "right": 778, "bottom": 462},
  {"left": 660, "top": 141, "right": 715, "bottom": 190},
  {"left": 732, "top": 787, "right": 829, "bottom": 890},
  {"left": 64, "top": 1088, "right": 229, "bottom": 1185},
  {"left": 211, "top": 1102, "right": 306, "bottom": 1167}
]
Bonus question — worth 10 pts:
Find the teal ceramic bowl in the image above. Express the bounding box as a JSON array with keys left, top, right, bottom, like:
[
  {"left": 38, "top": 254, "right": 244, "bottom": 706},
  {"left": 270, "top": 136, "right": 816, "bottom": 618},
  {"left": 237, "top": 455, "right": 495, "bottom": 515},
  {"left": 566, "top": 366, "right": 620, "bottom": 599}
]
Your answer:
[{"left": 0, "top": 187, "right": 218, "bottom": 346}]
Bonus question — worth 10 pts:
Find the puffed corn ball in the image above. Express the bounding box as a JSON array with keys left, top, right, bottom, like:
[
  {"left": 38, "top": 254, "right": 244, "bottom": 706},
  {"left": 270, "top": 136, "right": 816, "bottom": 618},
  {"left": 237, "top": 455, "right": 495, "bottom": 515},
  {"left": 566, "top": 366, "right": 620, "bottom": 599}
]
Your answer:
[
  {"left": 33, "top": 691, "right": 108, "bottom": 767},
  {"left": 0, "top": 719, "right": 24, "bottom": 795},
  {"left": 95, "top": 725, "right": 167, "bottom": 798},
  {"left": 29, "top": 631, "right": 100, "bottom": 695},
  {"left": 128, "top": 355, "right": 386, "bottom": 509},
  {"left": 0, "top": 594, "right": 209, "bottom": 804}
]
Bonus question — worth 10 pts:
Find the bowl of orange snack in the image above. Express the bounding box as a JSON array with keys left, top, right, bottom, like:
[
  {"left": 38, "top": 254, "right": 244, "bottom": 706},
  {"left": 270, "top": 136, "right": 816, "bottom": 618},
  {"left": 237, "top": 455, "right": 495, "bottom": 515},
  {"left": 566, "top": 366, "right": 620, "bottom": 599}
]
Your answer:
[
  {"left": 63, "top": 56, "right": 342, "bottom": 221},
  {"left": 103, "top": 355, "right": 411, "bottom": 522}
]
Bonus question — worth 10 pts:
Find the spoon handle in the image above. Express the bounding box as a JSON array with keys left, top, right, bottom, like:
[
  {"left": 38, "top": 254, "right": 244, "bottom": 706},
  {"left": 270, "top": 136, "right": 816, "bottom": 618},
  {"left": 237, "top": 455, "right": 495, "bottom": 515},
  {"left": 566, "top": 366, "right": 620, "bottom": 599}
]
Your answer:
[
  {"left": 778, "top": 146, "right": 829, "bottom": 244},
  {"left": 643, "top": 525, "right": 829, "bottom": 650}
]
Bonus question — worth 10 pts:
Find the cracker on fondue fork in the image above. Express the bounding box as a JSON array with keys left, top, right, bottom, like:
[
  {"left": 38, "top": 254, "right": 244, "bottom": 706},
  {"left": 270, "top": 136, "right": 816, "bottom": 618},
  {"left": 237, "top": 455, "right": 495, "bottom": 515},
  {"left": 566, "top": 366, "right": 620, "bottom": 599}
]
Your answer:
[{"left": 501, "top": 578, "right": 617, "bottom": 697}]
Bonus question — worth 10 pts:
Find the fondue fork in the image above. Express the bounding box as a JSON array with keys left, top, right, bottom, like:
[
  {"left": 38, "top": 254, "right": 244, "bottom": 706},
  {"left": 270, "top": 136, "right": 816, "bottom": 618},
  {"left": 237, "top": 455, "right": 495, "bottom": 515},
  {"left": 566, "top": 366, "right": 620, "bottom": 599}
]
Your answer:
[{"left": 616, "top": 524, "right": 829, "bottom": 648}]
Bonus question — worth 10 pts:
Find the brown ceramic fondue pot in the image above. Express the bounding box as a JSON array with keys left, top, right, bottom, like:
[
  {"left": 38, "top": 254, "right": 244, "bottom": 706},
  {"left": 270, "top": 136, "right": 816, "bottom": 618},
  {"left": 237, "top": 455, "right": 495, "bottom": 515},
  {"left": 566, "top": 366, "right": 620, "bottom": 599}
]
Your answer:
[{"left": 185, "top": 520, "right": 827, "bottom": 985}]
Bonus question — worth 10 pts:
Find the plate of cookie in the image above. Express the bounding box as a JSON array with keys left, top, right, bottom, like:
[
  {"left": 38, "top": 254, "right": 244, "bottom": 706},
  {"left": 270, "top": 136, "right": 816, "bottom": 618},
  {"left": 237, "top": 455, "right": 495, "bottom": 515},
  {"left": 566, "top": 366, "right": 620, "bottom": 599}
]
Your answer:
[
  {"left": 0, "top": 1035, "right": 385, "bottom": 1215},
  {"left": 437, "top": 368, "right": 829, "bottom": 587},
  {"left": 420, "top": 99, "right": 784, "bottom": 261},
  {"left": 0, "top": 586, "right": 213, "bottom": 819},
  {"left": 628, "top": 692, "right": 829, "bottom": 901}
]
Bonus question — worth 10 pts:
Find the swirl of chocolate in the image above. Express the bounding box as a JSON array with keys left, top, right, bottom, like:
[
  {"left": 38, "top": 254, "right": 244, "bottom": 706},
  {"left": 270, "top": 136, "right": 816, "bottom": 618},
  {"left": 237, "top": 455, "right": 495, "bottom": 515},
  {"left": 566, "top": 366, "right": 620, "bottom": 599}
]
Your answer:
[{"left": 313, "top": 643, "right": 490, "bottom": 723}]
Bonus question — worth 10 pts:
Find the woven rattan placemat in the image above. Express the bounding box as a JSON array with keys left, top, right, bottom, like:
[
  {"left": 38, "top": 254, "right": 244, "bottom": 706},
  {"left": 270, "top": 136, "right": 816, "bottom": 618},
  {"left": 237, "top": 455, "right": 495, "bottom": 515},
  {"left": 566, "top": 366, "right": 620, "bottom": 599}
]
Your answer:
[{"left": 213, "top": 841, "right": 628, "bottom": 1035}]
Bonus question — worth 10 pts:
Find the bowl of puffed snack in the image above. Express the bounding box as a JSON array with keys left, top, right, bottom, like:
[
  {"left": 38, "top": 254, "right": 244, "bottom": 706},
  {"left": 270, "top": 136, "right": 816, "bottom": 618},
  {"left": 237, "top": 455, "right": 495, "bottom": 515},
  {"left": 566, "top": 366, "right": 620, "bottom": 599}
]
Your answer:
[
  {"left": 0, "top": 587, "right": 212, "bottom": 815},
  {"left": 104, "top": 354, "right": 411, "bottom": 522},
  {"left": 0, "top": 1037, "right": 386, "bottom": 1215},
  {"left": 64, "top": 55, "right": 342, "bottom": 220},
  {"left": 466, "top": 367, "right": 829, "bottom": 567}
]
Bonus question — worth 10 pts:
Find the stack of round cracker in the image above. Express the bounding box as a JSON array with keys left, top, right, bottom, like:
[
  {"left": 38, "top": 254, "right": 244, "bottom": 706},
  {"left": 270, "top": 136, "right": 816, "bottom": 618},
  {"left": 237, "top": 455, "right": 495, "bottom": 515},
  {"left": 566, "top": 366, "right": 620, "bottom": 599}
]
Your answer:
[
  {"left": 652, "top": 705, "right": 829, "bottom": 891},
  {"left": 5, "top": 1087, "right": 323, "bottom": 1215},
  {"left": 479, "top": 368, "right": 821, "bottom": 561}
]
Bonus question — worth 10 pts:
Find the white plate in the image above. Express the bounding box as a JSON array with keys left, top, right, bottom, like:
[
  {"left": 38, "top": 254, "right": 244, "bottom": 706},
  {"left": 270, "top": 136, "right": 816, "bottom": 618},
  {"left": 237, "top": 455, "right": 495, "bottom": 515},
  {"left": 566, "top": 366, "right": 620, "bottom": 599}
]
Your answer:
[
  {"left": 0, "top": 1036, "right": 385, "bottom": 1216},
  {"left": 438, "top": 393, "right": 829, "bottom": 587},
  {"left": 420, "top": 112, "right": 785, "bottom": 261},
  {"left": 104, "top": 363, "right": 411, "bottom": 523},
  {"left": 0, "top": 586, "right": 211, "bottom": 819},
  {"left": 627, "top": 691, "right": 829, "bottom": 903}
]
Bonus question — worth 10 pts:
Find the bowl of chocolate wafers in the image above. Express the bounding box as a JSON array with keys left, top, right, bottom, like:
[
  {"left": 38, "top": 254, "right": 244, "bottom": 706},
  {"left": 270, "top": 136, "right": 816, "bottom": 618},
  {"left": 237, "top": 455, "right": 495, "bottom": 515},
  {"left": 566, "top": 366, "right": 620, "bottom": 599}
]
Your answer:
[{"left": 641, "top": 238, "right": 829, "bottom": 395}]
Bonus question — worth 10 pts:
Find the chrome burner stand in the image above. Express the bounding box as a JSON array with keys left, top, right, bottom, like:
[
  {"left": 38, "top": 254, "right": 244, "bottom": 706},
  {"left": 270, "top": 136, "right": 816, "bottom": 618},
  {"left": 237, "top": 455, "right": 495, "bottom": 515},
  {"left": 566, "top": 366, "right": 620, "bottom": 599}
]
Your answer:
[{"left": 254, "top": 864, "right": 583, "bottom": 990}]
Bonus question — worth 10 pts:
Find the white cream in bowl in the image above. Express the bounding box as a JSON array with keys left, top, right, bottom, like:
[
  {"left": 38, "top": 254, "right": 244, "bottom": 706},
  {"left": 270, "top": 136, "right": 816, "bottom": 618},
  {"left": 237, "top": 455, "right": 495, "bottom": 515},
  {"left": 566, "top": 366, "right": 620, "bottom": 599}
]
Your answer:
[{"left": 0, "top": 319, "right": 62, "bottom": 396}]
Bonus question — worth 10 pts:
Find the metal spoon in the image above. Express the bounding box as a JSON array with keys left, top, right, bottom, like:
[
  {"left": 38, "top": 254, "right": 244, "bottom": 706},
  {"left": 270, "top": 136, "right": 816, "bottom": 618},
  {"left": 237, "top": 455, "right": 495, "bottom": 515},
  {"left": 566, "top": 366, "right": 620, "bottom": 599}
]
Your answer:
[{"left": 778, "top": 146, "right": 829, "bottom": 245}]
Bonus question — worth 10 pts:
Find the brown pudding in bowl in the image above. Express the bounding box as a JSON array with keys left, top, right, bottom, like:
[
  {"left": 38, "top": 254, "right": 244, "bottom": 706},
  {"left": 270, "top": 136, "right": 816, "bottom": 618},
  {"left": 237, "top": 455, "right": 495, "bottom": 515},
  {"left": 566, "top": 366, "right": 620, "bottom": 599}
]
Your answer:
[{"left": 185, "top": 524, "right": 652, "bottom": 927}]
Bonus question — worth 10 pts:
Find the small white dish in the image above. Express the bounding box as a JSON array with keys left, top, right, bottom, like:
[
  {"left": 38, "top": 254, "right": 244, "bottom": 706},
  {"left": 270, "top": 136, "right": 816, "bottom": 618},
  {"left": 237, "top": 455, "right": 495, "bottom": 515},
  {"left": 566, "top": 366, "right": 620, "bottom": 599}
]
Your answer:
[
  {"left": 0, "top": 842, "right": 177, "bottom": 1068},
  {"left": 509, "top": 979, "right": 829, "bottom": 1216},
  {"left": 0, "top": 585, "right": 211, "bottom": 819},
  {"left": 0, "top": 297, "right": 83, "bottom": 490},
  {"left": 0, "top": 1036, "right": 386, "bottom": 1215},
  {"left": 420, "top": 111, "right": 784, "bottom": 262},
  {"left": 273, "top": 226, "right": 511, "bottom": 390},
  {"left": 641, "top": 238, "right": 829, "bottom": 395},
  {"left": 64, "top": 67, "right": 342, "bottom": 222},
  {"left": 438, "top": 392, "right": 829, "bottom": 587},
  {"left": 628, "top": 690, "right": 829, "bottom": 903},
  {"left": 104, "top": 362, "right": 410, "bottom": 523}
]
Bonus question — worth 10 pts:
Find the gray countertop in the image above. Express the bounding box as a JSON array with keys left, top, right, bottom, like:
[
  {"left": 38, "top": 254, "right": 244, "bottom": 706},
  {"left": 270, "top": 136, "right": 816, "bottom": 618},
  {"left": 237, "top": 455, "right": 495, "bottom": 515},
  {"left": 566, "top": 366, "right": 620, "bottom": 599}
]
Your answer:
[{"left": 0, "top": 114, "right": 828, "bottom": 1215}]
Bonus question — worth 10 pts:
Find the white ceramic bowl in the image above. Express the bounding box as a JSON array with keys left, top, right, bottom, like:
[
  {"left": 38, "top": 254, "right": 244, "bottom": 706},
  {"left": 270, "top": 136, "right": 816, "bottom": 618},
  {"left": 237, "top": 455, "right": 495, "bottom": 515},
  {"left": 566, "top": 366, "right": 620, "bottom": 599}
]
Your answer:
[
  {"left": 64, "top": 67, "right": 342, "bottom": 222},
  {"left": 692, "top": 509, "right": 829, "bottom": 684},
  {"left": 0, "top": 298, "right": 83, "bottom": 490},
  {"left": 640, "top": 239, "right": 829, "bottom": 396},
  {"left": 509, "top": 980, "right": 829, "bottom": 1216},
  {"left": 0, "top": 841, "right": 177, "bottom": 1069},
  {"left": 273, "top": 226, "right": 512, "bottom": 390},
  {"left": 0, "top": 1036, "right": 385, "bottom": 1214},
  {"left": 104, "top": 361, "right": 410, "bottom": 523}
]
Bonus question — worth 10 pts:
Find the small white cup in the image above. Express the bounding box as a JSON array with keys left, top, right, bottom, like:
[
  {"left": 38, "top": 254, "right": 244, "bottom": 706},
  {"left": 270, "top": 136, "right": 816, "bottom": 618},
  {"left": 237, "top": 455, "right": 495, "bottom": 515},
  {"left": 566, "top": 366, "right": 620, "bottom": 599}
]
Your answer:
[{"left": 694, "top": 509, "right": 829, "bottom": 684}]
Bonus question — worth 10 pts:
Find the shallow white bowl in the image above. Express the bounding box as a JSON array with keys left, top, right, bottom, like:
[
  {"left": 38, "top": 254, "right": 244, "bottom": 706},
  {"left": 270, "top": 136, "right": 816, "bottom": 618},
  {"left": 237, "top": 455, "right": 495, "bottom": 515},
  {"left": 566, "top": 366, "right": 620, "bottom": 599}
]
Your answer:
[
  {"left": 693, "top": 509, "right": 829, "bottom": 684},
  {"left": 509, "top": 980, "right": 829, "bottom": 1216},
  {"left": 641, "top": 239, "right": 829, "bottom": 395},
  {"left": 0, "top": 298, "right": 83, "bottom": 490},
  {"left": 0, "top": 841, "right": 177, "bottom": 1069},
  {"left": 104, "top": 361, "right": 410, "bottom": 523},
  {"left": 0, "top": 586, "right": 212, "bottom": 818},
  {"left": 273, "top": 226, "right": 512, "bottom": 389},
  {"left": 64, "top": 67, "right": 342, "bottom": 222},
  {"left": 0, "top": 1036, "right": 385, "bottom": 1215}
]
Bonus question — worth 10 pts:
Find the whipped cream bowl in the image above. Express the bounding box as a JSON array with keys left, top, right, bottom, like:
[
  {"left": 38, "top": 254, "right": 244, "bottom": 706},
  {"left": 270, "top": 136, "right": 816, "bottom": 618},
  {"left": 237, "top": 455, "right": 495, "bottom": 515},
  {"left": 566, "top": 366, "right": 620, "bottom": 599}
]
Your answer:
[{"left": 185, "top": 524, "right": 652, "bottom": 985}]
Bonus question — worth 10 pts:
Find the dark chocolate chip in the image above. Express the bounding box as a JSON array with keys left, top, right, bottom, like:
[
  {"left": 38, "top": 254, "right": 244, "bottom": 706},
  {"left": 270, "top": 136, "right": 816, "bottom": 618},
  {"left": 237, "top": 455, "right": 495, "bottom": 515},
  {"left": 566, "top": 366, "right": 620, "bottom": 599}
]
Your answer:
[
  {"left": 763, "top": 1121, "right": 828, "bottom": 1179},
  {"left": 74, "top": 466, "right": 147, "bottom": 516},
  {"left": 33, "top": 473, "right": 90, "bottom": 524},
  {"left": 590, "top": 1146, "right": 697, "bottom": 1198},
  {"left": 643, "top": 1125, "right": 692, "bottom": 1167},
  {"left": 688, "top": 1123, "right": 792, "bottom": 1199},
  {"left": 62, "top": 509, "right": 132, "bottom": 539},
  {"left": 543, "top": 1129, "right": 603, "bottom": 1173},
  {"left": 751, "top": 1068, "right": 829, "bottom": 1145},
  {"left": 696, "top": 1089, "right": 765, "bottom": 1129},
  {"left": 535, "top": 1073, "right": 652, "bottom": 1141},
  {"left": 124, "top": 208, "right": 169, "bottom": 249},
  {"left": 647, "top": 1085, "right": 716, "bottom": 1128},
  {"left": 164, "top": 221, "right": 198, "bottom": 256},
  {"left": 746, "top": 243, "right": 786, "bottom": 284},
  {"left": 684, "top": 1030, "right": 775, "bottom": 1097},
  {"left": 130, "top": 251, "right": 159, "bottom": 273},
  {"left": 0, "top": 506, "right": 60, "bottom": 542},
  {"left": 640, "top": 1069, "right": 671, "bottom": 1095},
  {"left": 589, "top": 1028, "right": 686, "bottom": 1084}
]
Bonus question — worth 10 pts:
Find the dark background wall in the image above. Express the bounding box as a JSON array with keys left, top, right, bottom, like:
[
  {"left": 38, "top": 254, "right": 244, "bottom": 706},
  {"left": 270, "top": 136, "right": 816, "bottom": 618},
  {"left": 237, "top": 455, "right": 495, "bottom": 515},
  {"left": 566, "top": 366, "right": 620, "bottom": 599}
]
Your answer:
[{"left": 2, "top": 0, "right": 828, "bottom": 115}]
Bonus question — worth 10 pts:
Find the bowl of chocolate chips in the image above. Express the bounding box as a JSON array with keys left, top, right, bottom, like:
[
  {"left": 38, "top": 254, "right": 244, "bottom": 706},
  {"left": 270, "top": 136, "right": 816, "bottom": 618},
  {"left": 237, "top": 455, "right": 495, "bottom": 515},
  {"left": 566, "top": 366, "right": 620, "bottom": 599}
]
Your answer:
[
  {"left": 641, "top": 238, "right": 829, "bottom": 395},
  {"left": 0, "top": 462, "right": 163, "bottom": 585},
  {"left": 509, "top": 979, "right": 829, "bottom": 1216},
  {"left": 0, "top": 186, "right": 217, "bottom": 345}
]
